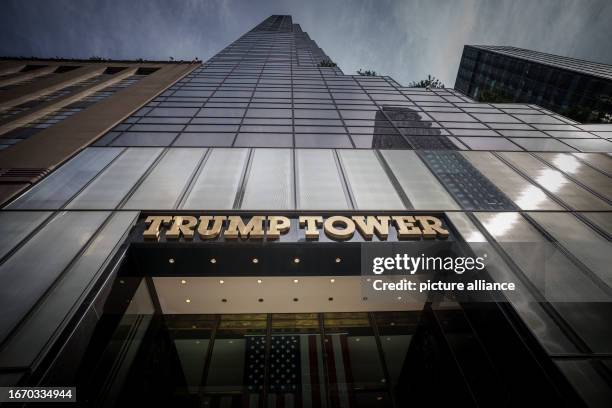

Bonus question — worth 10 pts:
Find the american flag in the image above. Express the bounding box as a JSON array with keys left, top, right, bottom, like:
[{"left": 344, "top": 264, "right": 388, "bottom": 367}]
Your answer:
[{"left": 242, "top": 334, "right": 356, "bottom": 408}]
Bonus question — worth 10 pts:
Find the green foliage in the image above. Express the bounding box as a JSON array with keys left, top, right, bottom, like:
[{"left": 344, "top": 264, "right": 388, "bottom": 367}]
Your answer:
[
  {"left": 318, "top": 60, "right": 337, "bottom": 67},
  {"left": 478, "top": 88, "right": 514, "bottom": 103},
  {"left": 407, "top": 74, "right": 444, "bottom": 88},
  {"left": 357, "top": 69, "right": 377, "bottom": 76}
]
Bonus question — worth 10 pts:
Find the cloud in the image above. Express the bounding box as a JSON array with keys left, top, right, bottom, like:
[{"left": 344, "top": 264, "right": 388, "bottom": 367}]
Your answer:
[{"left": 1, "top": 0, "right": 610, "bottom": 87}]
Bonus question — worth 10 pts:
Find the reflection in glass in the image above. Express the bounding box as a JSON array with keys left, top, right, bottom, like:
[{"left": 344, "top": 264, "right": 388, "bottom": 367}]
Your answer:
[
  {"left": 206, "top": 314, "right": 267, "bottom": 395},
  {"left": 382, "top": 107, "right": 456, "bottom": 150},
  {"left": 323, "top": 312, "right": 390, "bottom": 405}
]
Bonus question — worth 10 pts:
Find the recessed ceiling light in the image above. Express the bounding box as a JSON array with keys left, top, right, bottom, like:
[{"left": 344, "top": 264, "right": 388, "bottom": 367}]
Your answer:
[
  {"left": 219, "top": 279, "right": 224, "bottom": 284},
  {"left": 330, "top": 278, "right": 335, "bottom": 283},
  {"left": 185, "top": 299, "right": 191, "bottom": 303},
  {"left": 335, "top": 257, "right": 341, "bottom": 263},
  {"left": 169, "top": 258, "right": 175, "bottom": 264},
  {"left": 252, "top": 258, "right": 259, "bottom": 264},
  {"left": 293, "top": 257, "right": 300, "bottom": 263},
  {"left": 293, "top": 279, "right": 299, "bottom": 283},
  {"left": 181, "top": 279, "right": 187, "bottom": 284},
  {"left": 257, "top": 279, "right": 262, "bottom": 284},
  {"left": 119, "top": 280, "right": 125, "bottom": 284},
  {"left": 397, "top": 296, "right": 402, "bottom": 300},
  {"left": 210, "top": 258, "right": 217, "bottom": 264}
]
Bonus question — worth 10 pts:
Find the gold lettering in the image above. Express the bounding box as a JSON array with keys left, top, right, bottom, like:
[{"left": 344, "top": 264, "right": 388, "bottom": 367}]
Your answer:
[
  {"left": 197, "top": 216, "right": 226, "bottom": 240},
  {"left": 267, "top": 216, "right": 291, "bottom": 240},
  {"left": 142, "top": 213, "right": 450, "bottom": 241},
  {"left": 225, "top": 216, "right": 265, "bottom": 240},
  {"left": 415, "top": 216, "right": 449, "bottom": 239},
  {"left": 299, "top": 216, "right": 323, "bottom": 240},
  {"left": 324, "top": 216, "right": 355, "bottom": 240},
  {"left": 352, "top": 216, "right": 390, "bottom": 240},
  {"left": 143, "top": 215, "right": 173, "bottom": 240},
  {"left": 392, "top": 216, "right": 422, "bottom": 239},
  {"left": 166, "top": 216, "right": 198, "bottom": 240}
]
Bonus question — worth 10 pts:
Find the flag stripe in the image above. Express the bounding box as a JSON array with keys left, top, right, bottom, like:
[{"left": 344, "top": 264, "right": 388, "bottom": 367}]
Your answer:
[
  {"left": 331, "top": 335, "right": 350, "bottom": 408},
  {"left": 339, "top": 336, "right": 356, "bottom": 408},
  {"left": 324, "top": 335, "right": 340, "bottom": 407},
  {"left": 308, "top": 335, "right": 321, "bottom": 407}
]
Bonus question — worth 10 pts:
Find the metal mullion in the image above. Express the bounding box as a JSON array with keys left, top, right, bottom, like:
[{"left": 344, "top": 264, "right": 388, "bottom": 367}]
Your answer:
[
  {"left": 529, "top": 152, "right": 612, "bottom": 207},
  {"left": 0, "top": 211, "right": 56, "bottom": 267},
  {"left": 521, "top": 212, "right": 612, "bottom": 298},
  {"left": 174, "top": 148, "right": 211, "bottom": 209},
  {"left": 321, "top": 72, "right": 356, "bottom": 148},
  {"left": 571, "top": 212, "right": 612, "bottom": 241},
  {"left": 290, "top": 49, "right": 296, "bottom": 150},
  {"left": 457, "top": 102, "right": 540, "bottom": 152},
  {"left": 374, "top": 149, "right": 413, "bottom": 210},
  {"left": 411, "top": 149, "right": 480, "bottom": 211},
  {"left": 60, "top": 147, "right": 129, "bottom": 210},
  {"left": 332, "top": 149, "right": 356, "bottom": 210},
  {"left": 114, "top": 147, "right": 169, "bottom": 210},
  {"left": 0, "top": 209, "right": 116, "bottom": 351},
  {"left": 369, "top": 97, "right": 417, "bottom": 150},
  {"left": 570, "top": 153, "right": 612, "bottom": 178},
  {"left": 318, "top": 313, "right": 332, "bottom": 408},
  {"left": 232, "top": 148, "right": 255, "bottom": 209},
  {"left": 426, "top": 303, "right": 480, "bottom": 405},
  {"left": 464, "top": 212, "right": 593, "bottom": 355},
  {"left": 292, "top": 148, "right": 299, "bottom": 210},
  {"left": 200, "top": 314, "right": 221, "bottom": 390},
  {"left": 231, "top": 53, "right": 261, "bottom": 148},
  {"left": 368, "top": 312, "right": 397, "bottom": 408},
  {"left": 212, "top": 59, "right": 240, "bottom": 147},
  {"left": 491, "top": 151, "right": 573, "bottom": 212}
]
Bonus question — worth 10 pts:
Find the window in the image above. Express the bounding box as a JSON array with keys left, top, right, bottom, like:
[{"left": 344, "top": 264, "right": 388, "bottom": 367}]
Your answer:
[
  {"left": 295, "top": 133, "right": 352, "bottom": 148},
  {"left": 67, "top": 148, "right": 162, "bottom": 209},
  {"left": 510, "top": 138, "right": 573, "bottom": 152},
  {"left": 148, "top": 107, "right": 199, "bottom": 117},
  {"left": 234, "top": 133, "right": 293, "bottom": 147},
  {"left": 459, "top": 137, "right": 521, "bottom": 151},
  {"left": 110, "top": 132, "right": 178, "bottom": 146},
  {"left": 8, "top": 148, "right": 123, "bottom": 209},
  {"left": 241, "top": 148, "right": 293, "bottom": 209},
  {"left": 338, "top": 150, "right": 404, "bottom": 210},
  {"left": 296, "top": 149, "right": 350, "bottom": 209},
  {"left": 182, "top": 148, "right": 248, "bottom": 209},
  {"left": 123, "top": 148, "right": 206, "bottom": 209}
]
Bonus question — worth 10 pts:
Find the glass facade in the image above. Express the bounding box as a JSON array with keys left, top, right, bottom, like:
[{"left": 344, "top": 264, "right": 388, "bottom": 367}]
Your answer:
[
  {"left": 455, "top": 45, "right": 612, "bottom": 124},
  {"left": 0, "top": 15, "right": 611, "bottom": 407}
]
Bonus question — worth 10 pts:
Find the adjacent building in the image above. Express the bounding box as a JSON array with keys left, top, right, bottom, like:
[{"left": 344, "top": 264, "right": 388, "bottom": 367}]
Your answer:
[
  {"left": 0, "top": 16, "right": 611, "bottom": 407},
  {"left": 455, "top": 45, "right": 612, "bottom": 123}
]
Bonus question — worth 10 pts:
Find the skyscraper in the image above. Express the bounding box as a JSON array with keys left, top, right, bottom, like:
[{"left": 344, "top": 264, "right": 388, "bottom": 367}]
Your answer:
[
  {"left": 455, "top": 45, "right": 612, "bottom": 123},
  {"left": 0, "top": 15, "right": 611, "bottom": 407}
]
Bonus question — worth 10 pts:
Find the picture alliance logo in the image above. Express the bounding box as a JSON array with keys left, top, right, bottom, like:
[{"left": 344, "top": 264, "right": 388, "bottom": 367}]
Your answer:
[{"left": 372, "top": 253, "right": 487, "bottom": 275}]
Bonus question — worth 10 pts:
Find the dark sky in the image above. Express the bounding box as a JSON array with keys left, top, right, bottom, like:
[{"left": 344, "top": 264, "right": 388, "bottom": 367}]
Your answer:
[{"left": 2, "top": 0, "right": 611, "bottom": 87}]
